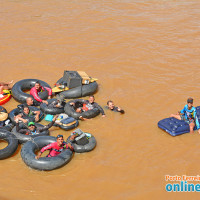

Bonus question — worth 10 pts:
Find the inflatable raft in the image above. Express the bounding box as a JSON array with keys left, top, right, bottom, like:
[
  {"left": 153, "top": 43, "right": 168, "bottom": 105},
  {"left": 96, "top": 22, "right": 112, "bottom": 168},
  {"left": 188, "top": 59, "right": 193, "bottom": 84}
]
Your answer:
[
  {"left": 0, "top": 90, "right": 11, "bottom": 105},
  {"left": 158, "top": 106, "right": 200, "bottom": 136}
]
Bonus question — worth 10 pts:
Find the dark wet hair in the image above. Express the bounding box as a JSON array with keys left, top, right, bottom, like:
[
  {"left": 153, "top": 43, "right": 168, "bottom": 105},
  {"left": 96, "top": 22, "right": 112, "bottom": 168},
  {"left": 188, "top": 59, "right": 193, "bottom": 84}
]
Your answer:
[
  {"left": 23, "top": 106, "right": 29, "bottom": 111},
  {"left": 107, "top": 100, "right": 113, "bottom": 105},
  {"left": 57, "top": 134, "right": 63, "bottom": 139},
  {"left": 187, "top": 97, "right": 193, "bottom": 104},
  {"left": 89, "top": 95, "right": 94, "bottom": 98},
  {"left": 35, "top": 80, "right": 40, "bottom": 85}
]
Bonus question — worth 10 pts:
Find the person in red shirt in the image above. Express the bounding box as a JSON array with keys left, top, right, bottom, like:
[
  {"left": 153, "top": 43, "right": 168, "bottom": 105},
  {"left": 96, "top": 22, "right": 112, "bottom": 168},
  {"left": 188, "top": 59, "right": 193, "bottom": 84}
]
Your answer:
[
  {"left": 35, "top": 134, "right": 75, "bottom": 159},
  {"left": 30, "top": 81, "right": 52, "bottom": 105}
]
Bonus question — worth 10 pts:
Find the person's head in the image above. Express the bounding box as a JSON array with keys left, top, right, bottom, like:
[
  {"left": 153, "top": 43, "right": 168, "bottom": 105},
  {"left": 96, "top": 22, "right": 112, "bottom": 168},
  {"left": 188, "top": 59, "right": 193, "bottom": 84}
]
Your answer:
[
  {"left": 107, "top": 100, "right": 115, "bottom": 110},
  {"left": 35, "top": 81, "right": 41, "bottom": 90},
  {"left": 187, "top": 97, "right": 193, "bottom": 108},
  {"left": 56, "top": 135, "right": 64, "bottom": 146},
  {"left": 76, "top": 108, "right": 82, "bottom": 113},
  {"left": 26, "top": 97, "right": 34, "bottom": 106},
  {"left": 0, "top": 112, "right": 8, "bottom": 122},
  {"left": 28, "top": 122, "right": 36, "bottom": 131},
  {"left": 88, "top": 95, "right": 95, "bottom": 104},
  {"left": 23, "top": 106, "right": 30, "bottom": 115}
]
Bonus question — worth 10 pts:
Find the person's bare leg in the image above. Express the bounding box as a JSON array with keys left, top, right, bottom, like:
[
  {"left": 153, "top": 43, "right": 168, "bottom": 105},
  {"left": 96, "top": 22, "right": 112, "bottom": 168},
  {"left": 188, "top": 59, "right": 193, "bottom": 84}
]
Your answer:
[
  {"left": 2, "top": 86, "right": 11, "bottom": 90},
  {"left": 0, "top": 86, "right": 3, "bottom": 93},
  {"left": 170, "top": 114, "right": 182, "bottom": 120},
  {"left": 189, "top": 122, "right": 195, "bottom": 134},
  {"left": 0, "top": 80, "right": 13, "bottom": 86}
]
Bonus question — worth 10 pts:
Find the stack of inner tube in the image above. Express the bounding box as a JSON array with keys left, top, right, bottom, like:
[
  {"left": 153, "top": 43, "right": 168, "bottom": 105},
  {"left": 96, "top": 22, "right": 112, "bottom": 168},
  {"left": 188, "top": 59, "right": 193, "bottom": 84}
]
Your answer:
[{"left": 56, "top": 77, "right": 98, "bottom": 99}]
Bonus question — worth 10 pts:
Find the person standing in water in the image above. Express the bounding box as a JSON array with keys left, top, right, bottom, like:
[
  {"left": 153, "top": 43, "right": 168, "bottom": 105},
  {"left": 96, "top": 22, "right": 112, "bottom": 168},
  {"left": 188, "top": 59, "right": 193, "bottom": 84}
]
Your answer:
[{"left": 170, "top": 97, "right": 200, "bottom": 134}]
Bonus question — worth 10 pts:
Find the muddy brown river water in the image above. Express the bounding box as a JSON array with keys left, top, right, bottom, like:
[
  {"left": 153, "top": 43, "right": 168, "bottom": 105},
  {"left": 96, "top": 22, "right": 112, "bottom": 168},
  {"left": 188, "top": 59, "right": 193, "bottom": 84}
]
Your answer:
[{"left": 0, "top": 0, "right": 200, "bottom": 199}]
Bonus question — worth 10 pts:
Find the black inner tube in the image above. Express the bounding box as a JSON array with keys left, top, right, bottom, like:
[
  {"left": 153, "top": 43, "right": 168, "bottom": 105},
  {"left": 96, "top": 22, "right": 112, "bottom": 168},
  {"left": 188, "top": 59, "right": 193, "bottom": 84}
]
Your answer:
[
  {"left": 0, "top": 129, "right": 18, "bottom": 159},
  {"left": 56, "top": 77, "right": 98, "bottom": 99},
  {"left": 66, "top": 133, "right": 96, "bottom": 153},
  {"left": 40, "top": 98, "right": 65, "bottom": 115},
  {"left": 64, "top": 100, "right": 100, "bottom": 120},
  {"left": 12, "top": 79, "right": 51, "bottom": 103},
  {"left": 21, "top": 136, "right": 73, "bottom": 171}
]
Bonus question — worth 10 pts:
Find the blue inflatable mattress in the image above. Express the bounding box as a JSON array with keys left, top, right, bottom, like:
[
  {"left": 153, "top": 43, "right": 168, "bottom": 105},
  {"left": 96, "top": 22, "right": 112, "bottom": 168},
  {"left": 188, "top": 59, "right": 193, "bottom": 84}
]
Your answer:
[{"left": 158, "top": 106, "right": 200, "bottom": 136}]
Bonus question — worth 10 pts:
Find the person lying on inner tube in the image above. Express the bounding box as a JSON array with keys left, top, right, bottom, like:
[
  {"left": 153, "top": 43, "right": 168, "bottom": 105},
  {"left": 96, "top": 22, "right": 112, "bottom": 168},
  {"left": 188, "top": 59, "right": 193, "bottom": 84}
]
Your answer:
[
  {"left": 105, "top": 100, "right": 125, "bottom": 114},
  {"left": 70, "top": 95, "right": 106, "bottom": 120},
  {"left": 14, "top": 106, "right": 40, "bottom": 124},
  {"left": 15, "top": 115, "right": 58, "bottom": 135},
  {"left": 0, "top": 80, "right": 13, "bottom": 93},
  {"left": 30, "top": 81, "right": 52, "bottom": 105},
  {"left": 35, "top": 134, "right": 75, "bottom": 159}
]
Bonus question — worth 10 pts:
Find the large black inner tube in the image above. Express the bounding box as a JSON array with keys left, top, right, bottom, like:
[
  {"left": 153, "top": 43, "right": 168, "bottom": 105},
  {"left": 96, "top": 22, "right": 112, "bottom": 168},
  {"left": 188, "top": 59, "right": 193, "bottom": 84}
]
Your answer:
[
  {"left": 56, "top": 77, "right": 98, "bottom": 99},
  {"left": 12, "top": 123, "right": 49, "bottom": 144},
  {"left": 9, "top": 106, "right": 44, "bottom": 125},
  {"left": 64, "top": 100, "right": 100, "bottom": 120},
  {"left": 12, "top": 79, "right": 51, "bottom": 104},
  {"left": 21, "top": 136, "right": 73, "bottom": 171},
  {"left": 40, "top": 98, "right": 65, "bottom": 115},
  {"left": 0, "top": 129, "right": 18, "bottom": 159},
  {"left": 67, "top": 134, "right": 96, "bottom": 153}
]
